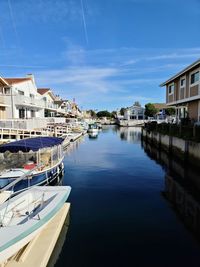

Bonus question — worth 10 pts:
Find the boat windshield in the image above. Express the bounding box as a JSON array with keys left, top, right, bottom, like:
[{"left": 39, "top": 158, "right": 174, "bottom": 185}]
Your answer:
[
  {"left": 0, "top": 178, "right": 15, "bottom": 189},
  {"left": 0, "top": 144, "right": 62, "bottom": 173},
  {"left": 0, "top": 151, "right": 37, "bottom": 172}
]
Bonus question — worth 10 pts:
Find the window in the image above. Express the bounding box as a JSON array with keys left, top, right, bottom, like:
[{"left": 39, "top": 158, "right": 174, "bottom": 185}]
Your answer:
[
  {"left": 18, "top": 90, "right": 24, "bottom": 95},
  {"left": 30, "top": 94, "right": 34, "bottom": 98},
  {"left": 168, "top": 84, "right": 174, "bottom": 94},
  {"left": 19, "top": 108, "right": 25, "bottom": 119},
  {"left": 191, "top": 71, "right": 199, "bottom": 84},
  {"left": 31, "top": 110, "right": 35, "bottom": 118},
  {"left": 4, "top": 88, "right": 10, "bottom": 94},
  {"left": 180, "top": 78, "right": 185, "bottom": 87}
]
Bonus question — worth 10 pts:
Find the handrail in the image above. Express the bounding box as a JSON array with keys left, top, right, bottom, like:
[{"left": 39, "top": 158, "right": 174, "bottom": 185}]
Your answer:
[{"left": 0, "top": 164, "right": 43, "bottom": 193}]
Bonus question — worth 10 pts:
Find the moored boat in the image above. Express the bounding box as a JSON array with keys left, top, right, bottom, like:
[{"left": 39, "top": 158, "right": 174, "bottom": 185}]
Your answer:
[
  {"left": 0, "top": 186, "right": 71, "bottom": 264},
  {"left": 96, "top": 122, "right": 102, "bottom": 129},
  {"left": 0, "top": 137, "right": 64, "bottom": 195},
  {"left": 87, "top": 123, "right": 99, "bottom": 134}
]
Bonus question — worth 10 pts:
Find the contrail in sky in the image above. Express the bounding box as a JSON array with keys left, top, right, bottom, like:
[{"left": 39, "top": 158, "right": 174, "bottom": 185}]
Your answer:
[
  {"left": 80, "top": 0, "right": 89, "bottom": 45},
  {"left": 7, "top": 0, "right": 20, "bottom": 47}
]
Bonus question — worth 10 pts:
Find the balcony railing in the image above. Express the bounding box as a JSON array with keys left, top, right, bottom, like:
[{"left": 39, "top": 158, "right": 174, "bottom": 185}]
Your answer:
[
  {"left": 0, "top": 95, "right": 5, "bottom": 105},
  {"left": 14, "top": 95, "right": 45, "bottom": 108}
]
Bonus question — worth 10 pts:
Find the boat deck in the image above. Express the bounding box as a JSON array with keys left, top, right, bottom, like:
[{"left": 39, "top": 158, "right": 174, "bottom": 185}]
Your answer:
[{"left": 4, "top": 203, "right": 70, "bottom": 267}]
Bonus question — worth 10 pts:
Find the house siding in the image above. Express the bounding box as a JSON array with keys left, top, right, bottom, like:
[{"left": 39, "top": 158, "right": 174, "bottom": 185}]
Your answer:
[
  {"left": 175, "top": 80, "right": 179, "bottom": 101},
  {"left": 185, "top": 73, "right": 190, "bottom": 98},
  {"left": 188, "top": 101, "right": 198, "bottom": 121},
  {"left": 168, "top": 94, "right": 174, "bottom": 103},
  {"left": 190, "top": 85, "right": 199, "bottom": 97}
]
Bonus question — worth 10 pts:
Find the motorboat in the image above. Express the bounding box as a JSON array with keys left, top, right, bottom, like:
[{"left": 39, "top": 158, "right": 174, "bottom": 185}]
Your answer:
[
  {"left": 0, "top": 186, "right": 71, "bottom": 264},
  {"left": 0, "top": 137, "right": 64, "bottom": 195},
  {"left": 87, "top": 124, "right": 99, "bottom": 134}
]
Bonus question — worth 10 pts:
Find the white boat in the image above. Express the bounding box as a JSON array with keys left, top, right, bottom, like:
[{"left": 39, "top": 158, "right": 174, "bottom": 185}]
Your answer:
[
  {"left": 0, "top": 191, "right": 12, "bottom": 205},
  {"left": 87, "top": 124, "right": 99, "bottom": 134},
  {"left": 0, "top": 137, "right": 65, "bottom": 195},
  {"left": 0, "top": 185, "right": 71, "bottom": 264},
  {"left": 88, "top": 132, "right": 98, "bottom": 139}
]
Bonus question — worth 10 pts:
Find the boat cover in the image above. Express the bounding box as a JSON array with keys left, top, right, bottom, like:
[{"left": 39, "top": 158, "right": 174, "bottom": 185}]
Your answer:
[{"left": 0, "top": 137, "right": 63, "bottom": 153}]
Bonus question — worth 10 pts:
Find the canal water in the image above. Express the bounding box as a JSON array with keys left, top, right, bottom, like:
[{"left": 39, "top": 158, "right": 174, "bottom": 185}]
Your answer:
[{"left": 53, "top": 126, "right": 200, "bottom": 267}]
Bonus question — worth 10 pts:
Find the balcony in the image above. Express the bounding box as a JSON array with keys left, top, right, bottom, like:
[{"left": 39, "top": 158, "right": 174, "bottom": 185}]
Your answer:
[
  {"left": 14, "top": 94, "right": 45, "bottom": 109},
  {"left": 44, "top": 102, "right": 59, "bottom": 111}
]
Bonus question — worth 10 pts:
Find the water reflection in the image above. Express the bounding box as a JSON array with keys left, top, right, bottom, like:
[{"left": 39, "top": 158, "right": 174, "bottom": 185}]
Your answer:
[
  {"left": 47, "top": 213, "right": 70, "bottom": 267},
  {"left": 116, "top": 126, "right": 141, "bottom": 143},
  {"left": 88, "top": 132, "right": 98, "bottom": 139},
  {"left": 163, "top": 174, "right": 200, "bottom": 238},
  {"left": 55, "top": 126, "right": 200, "bottom": 267},
  {"left": 142, "top": 139, "right": 200, "bottom": 242},
  {"left": 63, "top": 136, "right": 85, "bottom": 156}
]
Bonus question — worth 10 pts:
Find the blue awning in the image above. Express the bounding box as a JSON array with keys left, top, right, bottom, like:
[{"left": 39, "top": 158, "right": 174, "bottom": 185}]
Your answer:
[{"left": 0, "top": 137, "right": 63, "bottom": 153}]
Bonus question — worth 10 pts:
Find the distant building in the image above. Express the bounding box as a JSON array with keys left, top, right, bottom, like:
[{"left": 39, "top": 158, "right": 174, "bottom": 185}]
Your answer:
[
  {"left": 152, "top": 103, "right": 168, "bottom": 120},
  {"left": 124, "top": 102, "right": 145, "bottom": 120}
]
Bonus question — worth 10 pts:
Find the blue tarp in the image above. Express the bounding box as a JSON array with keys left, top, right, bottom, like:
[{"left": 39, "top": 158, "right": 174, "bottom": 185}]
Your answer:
[{"left": 0, "top": 137, "right": 63, "bottom": 153}]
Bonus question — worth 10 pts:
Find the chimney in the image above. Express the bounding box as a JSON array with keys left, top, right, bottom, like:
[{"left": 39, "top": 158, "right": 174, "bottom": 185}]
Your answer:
[{"left": 26, "top": 74, "right": 35, "bottom": 84}]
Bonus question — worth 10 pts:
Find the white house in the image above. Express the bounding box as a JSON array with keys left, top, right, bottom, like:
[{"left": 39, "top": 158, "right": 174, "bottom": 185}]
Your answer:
[
  {"left": 124, "top": 102, "right": 145, "bottom": 120},
  {"left": 37, "top": 88, "right": 59, "bottom": 117},
  {"left": 0, "top": 74, "right": 44, "bottom": 119}
]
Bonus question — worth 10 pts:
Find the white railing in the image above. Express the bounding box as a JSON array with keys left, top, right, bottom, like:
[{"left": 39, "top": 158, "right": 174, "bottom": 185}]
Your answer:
[
  {"left": 0, "top": 118, "right": 48, "bottom": 130},
  {"left": 14, "top": 95, "right": 45, "bottom": 108}
]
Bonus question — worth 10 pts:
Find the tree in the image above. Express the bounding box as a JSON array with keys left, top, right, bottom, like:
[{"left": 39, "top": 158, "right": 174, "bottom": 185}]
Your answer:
[
  {"left": 111, "top": 111, "right": 117, "bottom": 118},
  {"left": 145, "top": 103, "right": 158, "bottom": 117},
  {"left": 96, "top": 110, "right": 112, "bottom": 118},
  {"left": 88, "top": 109, "right": 96, "bottom": 118},
  {"left": 165, "top": 107, "right": 175, "bottom": 116},
  {"left": 120, "top": 107, "right": 126, "bottom": 116}
]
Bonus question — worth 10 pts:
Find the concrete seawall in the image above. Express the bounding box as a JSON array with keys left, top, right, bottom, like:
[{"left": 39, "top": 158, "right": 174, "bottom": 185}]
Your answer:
[{"left": 142, "top": 128, "right": 200, "bottom": 164}]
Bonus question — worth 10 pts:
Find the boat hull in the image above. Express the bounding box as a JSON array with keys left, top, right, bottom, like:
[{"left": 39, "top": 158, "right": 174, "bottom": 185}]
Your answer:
[
  {"left": 0, "top": 186, "right": 71, "bottom": 264},
  {"left": 0, "top": 160, "right": 65, "bottom": 196},
  {"left": 87, "top": 129, "right": 99, "bottom": 134}
]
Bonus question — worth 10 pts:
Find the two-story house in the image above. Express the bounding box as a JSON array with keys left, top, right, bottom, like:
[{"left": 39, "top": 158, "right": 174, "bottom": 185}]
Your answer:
[
  {"left": 0, "top": 74, "right": 44, "bottom": 119},
  {"left": 54, "top": 97, "right": 73, "bottom": 116},
  {"left": 124, "top": 102, "right": 145, "bottom": 120},
  {"left": 37, "top": 88, "right": 59, "bottom": 117},
  {"left": 160, "top": 59, "right": 200, "bottom": 122},
  {"left": 0, "top": 77, "right": 10, "bottom": 119}
]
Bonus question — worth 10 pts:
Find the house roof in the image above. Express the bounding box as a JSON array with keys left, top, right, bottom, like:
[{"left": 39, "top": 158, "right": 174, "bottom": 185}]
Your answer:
[
  {"left": 37, "top": 88, "right": 57, "bottom": 101},
  {"left": 152, "top": 103, "right": 168, "bottom": 110},
  {"left": 0, "top": 77, "right": 9, "bottom": 86},
  {"left": 3, "top": 78, "right": 32, "bottom": 85},
  {"left": 160, "top": 58, "right": 200, "bottom": 87},
  {"left": 37, "top": 88, "right": 50, "bottom": 95}
]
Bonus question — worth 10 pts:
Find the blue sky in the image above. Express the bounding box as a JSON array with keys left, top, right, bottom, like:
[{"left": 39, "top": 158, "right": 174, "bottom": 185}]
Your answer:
[{"left": 0, "top": 0, "right": 200, "bottom": 111}]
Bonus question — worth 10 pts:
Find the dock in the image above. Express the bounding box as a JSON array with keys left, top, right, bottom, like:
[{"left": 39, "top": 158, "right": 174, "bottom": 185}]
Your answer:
[{"left": 3, "top": 203, "right": 70, "bottom": 267}]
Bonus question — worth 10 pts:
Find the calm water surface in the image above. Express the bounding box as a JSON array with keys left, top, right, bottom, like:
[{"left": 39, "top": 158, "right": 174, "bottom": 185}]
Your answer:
[{"left": 53, "top": 126, "right": 200, "bottom": 267}]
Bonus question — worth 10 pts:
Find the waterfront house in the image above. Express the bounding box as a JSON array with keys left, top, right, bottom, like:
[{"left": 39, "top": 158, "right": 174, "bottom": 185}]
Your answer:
[
  {"left": 37, "top": 88, "right": 59, "bottom": 117},
  {"left": 0, "top": 74, "right": 44, "bottom": 120},
  {"left": 160, "top": 59, "right": 200, "bottom": 123},
  {"left": 71, "top": 102, "right": 82, "bottom": 118},
  {"left": 124, "top": 102, "right": 145, "bottom": 120},
  {"left": 54, "top": 97, "right": 73, "bottom": 117},
  {"left": 0, "top": 77, "right": 10, "bottom": 119}
]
